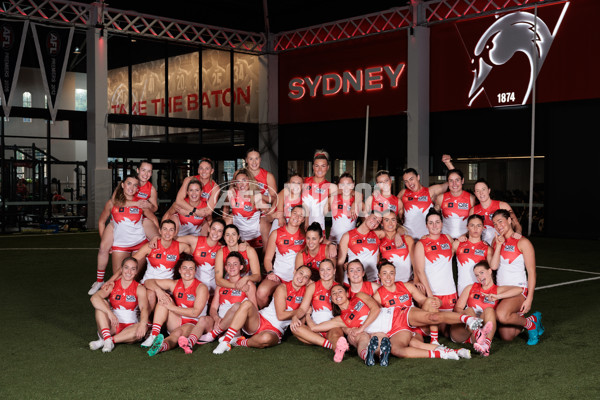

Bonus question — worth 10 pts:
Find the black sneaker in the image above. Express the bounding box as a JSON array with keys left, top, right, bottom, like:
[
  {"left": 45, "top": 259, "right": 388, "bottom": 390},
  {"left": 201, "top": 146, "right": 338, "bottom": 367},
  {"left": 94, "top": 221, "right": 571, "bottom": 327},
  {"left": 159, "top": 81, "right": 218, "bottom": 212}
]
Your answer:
[
  {"left": 379, "top": 337, "right": 391, "bottom": 367},
  {"left": 365, "top": 336, "right": 379, "bottom": 366}
]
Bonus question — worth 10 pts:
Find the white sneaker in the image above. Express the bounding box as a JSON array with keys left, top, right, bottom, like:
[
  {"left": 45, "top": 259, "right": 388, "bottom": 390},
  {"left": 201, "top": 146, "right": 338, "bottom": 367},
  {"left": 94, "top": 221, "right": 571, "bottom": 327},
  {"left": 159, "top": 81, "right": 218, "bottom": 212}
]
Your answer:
[
  {"left": 456, "top": 348, "right": 471, "bottom": 359},
  {"left": 213, "top": 341, "right": 231, "bottom": 355},
  {"left": 102, "top": 339, "right": 114, "bottom": 353},
  {"left": 439, "top": 349, "right": 459, "bottom": 360},
  {"left": 198, "top": 332, "right": 216, "bottom": 343},
  {"left": 141, "top": 334, "right": 156, "bottom": 348},
  {"left": 466, "top": 317, "right": 484, "bottom": 331},
  {"left": 89, "top": 339, "right": 104, "bottom": 350},
  {"left": 88, "top": 281, "right": 104, "bottom": 295}
]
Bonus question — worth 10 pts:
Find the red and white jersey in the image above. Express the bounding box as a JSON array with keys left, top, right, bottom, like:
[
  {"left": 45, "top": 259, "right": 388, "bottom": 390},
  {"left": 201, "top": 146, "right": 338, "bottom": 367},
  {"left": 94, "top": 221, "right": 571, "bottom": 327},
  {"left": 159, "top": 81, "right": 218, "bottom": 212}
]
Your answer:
[
  {"left": 376, "top": 282, "right": 413, "bottom": 310},
  {"left": 420, "top": 235, "right": 456, "bottom": 296},
  {"left": 302, "top": 244, "right": 328, "bottom": 273},
  {"left": 109, "top": 279, "right": 140, "bottom": 324},
  {"left": 272, "top": 226, "right": 305, "bottom": 282},
  {"left": 302, "top": 177, "right": 330, "bottom": 231},
  {"left": 177, "top": 198, "right": 205, "bottom": 237},
  {"left": 401, "top": 186, "right": 433, "bottom": 239},
  {"left": 456, "top": 240, "right": 489, "bottom": 295},
  {"left": 193, "top": 236, "right": 222, "bottom": 292},
  {"left": 441, "top": 191, "right": 472, "bottom": 239},
  {"left": 472, "top": 200, "right": 501, "bottom": 244},
  {"left": 466, "top": 283, "right": 499, "bottom": 315},
  {"left": 259, "top": 281, "right": 306, "bottom": 333},
  {"left": 195, "top": 177, "right": 217, "bottom": 204},
  {"left": 347, "top": 281, "right": 376, "bottom": 299},
  {"left": 217, "top": 286, "right": 249, "bottom": 318},
  {"left": 111, "top": 205, "right": 146, "bottom": 249},
  {"left": 346, "top": 228, "right": 380, "bottom": 282},
  {"left": 495, "top": 237, "right": 528, "bottom": 287},
  {"left": 371, "top": 192, "right": 400, "bottom": 215},
  {"left": 329, "top": 194, "right": 357, "bottom": 244},
  {"left": 253, "top": 168, "right": 270, "bottom": 196},
  {"left": 142, "top": 239, "right": 180, "bottom": 282},
  {"left": 173, "top": 279, "right": 206, "bottom": 322},
  {"left": 379, "top": 236, "right": 412, "bottom": 282},
  {"left": 230, "top": 190, "right": 261, "bottom": 241},
  {"left": 269, "top": 195, "right": 302, "bottom": 234},
  {"left": 310, "top": 280, "right": 338, "bottom": 324},
  {"left": 134, "top": 180, "right": 153, "bottom": 202},
  {"left": 340, "top": 296, "right": 371, "bottom": 329}
]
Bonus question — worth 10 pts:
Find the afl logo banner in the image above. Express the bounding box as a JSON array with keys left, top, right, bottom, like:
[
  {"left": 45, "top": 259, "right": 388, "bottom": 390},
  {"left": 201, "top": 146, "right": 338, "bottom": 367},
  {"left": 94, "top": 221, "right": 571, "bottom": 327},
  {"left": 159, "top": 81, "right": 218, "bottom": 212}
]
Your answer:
[
  {"left": 31, "top": 23, "right": 74, "bottom": 121},
  {"left": 0, "top": 19, "right": 28, "bottom": 117}
]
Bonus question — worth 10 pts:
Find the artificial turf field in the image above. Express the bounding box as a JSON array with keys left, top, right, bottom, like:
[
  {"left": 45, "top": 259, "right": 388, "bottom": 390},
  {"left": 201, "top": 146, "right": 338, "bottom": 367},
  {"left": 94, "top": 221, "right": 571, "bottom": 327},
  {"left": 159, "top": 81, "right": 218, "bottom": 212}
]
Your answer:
[{"left": 1, "top": 232, "right": 599, "bottom": 399}]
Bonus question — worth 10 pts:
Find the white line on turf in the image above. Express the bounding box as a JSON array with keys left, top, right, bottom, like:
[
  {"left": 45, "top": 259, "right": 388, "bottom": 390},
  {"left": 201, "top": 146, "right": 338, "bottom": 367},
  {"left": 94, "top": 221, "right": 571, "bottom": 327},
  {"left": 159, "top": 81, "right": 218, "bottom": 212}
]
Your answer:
[
  {"left": 537, "top": 265, "right": 600, "bottom": 275},
  {"left": 536, "top": 276, "right": 600, "bottom": 290}
]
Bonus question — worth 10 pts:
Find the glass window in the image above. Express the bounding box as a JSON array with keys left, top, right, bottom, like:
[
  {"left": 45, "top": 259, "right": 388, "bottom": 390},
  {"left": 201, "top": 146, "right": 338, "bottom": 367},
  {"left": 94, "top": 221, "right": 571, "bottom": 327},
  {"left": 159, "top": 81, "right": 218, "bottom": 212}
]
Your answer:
[
  {"left": 75, "top": 89, "right": 87, "bottom": 111},
  {"left": 23, "top": 92, "right": 32, "bottom": 123}
]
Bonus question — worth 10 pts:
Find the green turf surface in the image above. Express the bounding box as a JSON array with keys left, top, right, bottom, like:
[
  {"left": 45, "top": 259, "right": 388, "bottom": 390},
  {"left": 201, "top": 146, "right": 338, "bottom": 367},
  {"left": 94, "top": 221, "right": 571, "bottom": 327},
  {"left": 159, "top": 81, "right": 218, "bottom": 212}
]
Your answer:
[{"left": 1, "top": 234, "right": 599, "bottom": 399}]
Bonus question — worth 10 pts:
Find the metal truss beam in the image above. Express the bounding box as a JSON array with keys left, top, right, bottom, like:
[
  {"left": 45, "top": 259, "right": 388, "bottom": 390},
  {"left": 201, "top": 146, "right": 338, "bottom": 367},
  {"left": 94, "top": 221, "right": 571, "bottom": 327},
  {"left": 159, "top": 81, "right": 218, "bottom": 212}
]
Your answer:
[
  {"left": 423, "top": 0, "right": 569, "bottom": 25},
  {"left": 0, "top": 0, "right": 266, "bottom": 53},
  {"left": 273, "top": 7, "right": 412, "bottom": 52}
]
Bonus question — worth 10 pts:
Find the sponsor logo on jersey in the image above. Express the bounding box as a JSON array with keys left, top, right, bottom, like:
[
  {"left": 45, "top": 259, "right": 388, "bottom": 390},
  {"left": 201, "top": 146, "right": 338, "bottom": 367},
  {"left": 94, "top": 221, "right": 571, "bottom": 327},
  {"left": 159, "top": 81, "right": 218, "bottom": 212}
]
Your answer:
[
  {"left": 354, "top": 300, "right": 365, "bottom": 311},
  {"left": 458, "top": 202, "right": 469, "bottom": 210},
  {"left": 315, "top": 188, "right": 326, "bottom": 195},
  {"left": 464, "top": 248, "right": 470, "bottom": 254},
  {"left": 319, "top": 295, "right": 326, "bottom": 301},
  {"left": 367, "top": 238, "right": 377, "bottom": 244},
  {"left": 137, "top": 192, "right": 149, "bottom": 199},
  {"left": 186, "top": 294, "right": 196, "bottom": 301},
  {"left": 294, "top": 239, "right": 305, "bottom": 245},
  {"left": 283, "top": 239, "right": 290, "bottom": 245},
  {"left": 119, "top": 207, "right": 125, "bottom": 212},
  {"left": 211, "top": 252, "right": 217, "bottom": 259},
  {"left": 200, "top": 252, "right": 207, "bottom": 257},
  {"left": 115, "top": 294, "right": 121, "bottom": 301},
  {"left": 356, "top": 239, "right": 363, "bottom": 244},
  {"left": 389, "top": 205, "right": 397, "bottom": 212},
  {"left": 418, "top": 196, "right": 428, "bottom": 202},
  {"left": 295, "top": 296, "right": 303, "bottom": 304},
  {"left": 166, "top": 254, "right": 177, "bottom": 262},
  {"left": 385, "top": 246, "right": 392, "bottom": 251},
  {"left": 243, "top": 205, "right": 253, "bottom": 212},
  {"left": 201, "top": 192, "right": 210, "bottom": 199},
  {"left": 338, "top": 204, "right": 344, "bottom": 210},
  {"left": 398, "top": 294, "right": 409, "bottom": 303},
  {"left": 448, "top": 203, "right": 454, "bottom": 208},
  {"left": 431, "top": 245, "right": 438, "bottom": 251},
  {"left": 126, "top": 295, "right": 136, "bottom": 302},
  {"left": 130, "top": 207, "right": 140, "bottom": 214},
  {"left": 505, "top": 245, "right": 515, "bottom": 252},
  {"left": 474, "top": 249, "right": 485, "bottom": 256},
  {"left": 232, "top": 290, "right": 242, "bottom": 296},
  {"left": 483, "top": 296, "right": 495, "bottom": 305},
  {"left": 441, "top": 243, "right": 451, "bottom": 250}
]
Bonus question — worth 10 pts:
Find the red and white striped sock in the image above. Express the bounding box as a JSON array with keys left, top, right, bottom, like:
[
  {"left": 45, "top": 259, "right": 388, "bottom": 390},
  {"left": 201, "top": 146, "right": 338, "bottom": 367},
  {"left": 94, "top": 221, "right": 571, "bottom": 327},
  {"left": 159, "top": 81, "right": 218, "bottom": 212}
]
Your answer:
[
  {"left": 322, "top": 340, "right": 333, "bottom": 350},
  {"left": 359, "top": 349, "right": 367, "bottom": 360},
  {"left": 459, "top": 315, "right": 470, "bottom": 324},
  {"left": 525, "top": 315, "right": 537, "bottom": 330},
  {"left": 484, "top": 338, "right": 492, "bottom": 347},
  {"left": 151, "top": 323, "right": 162, "bottom": 336},
  {"left": 101, "top": 328, "right": 111, "bottom": 340},
  {"left": 189, "top": 334, "right": 199, "bottom": 346},
  {"left": 430, "top": 330, "right": 439, "bottom": 344},
  {"left": 223, "top": 328, "right": 238, "bottom": 344},
  {"left": 237, "top": 338, "right": 248, "bottom": 347},
  {"left": 96, "top": 270, "right": 105, "bottom": 283},
  {"left": 429, "top": 350, "right": 441, "bottom": 359},
  {"left": 159, "top": 342, "right": 169, "bottom": 353},
  {"left": 210, "top": 326, "right": 224, "bottom": 339}
]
